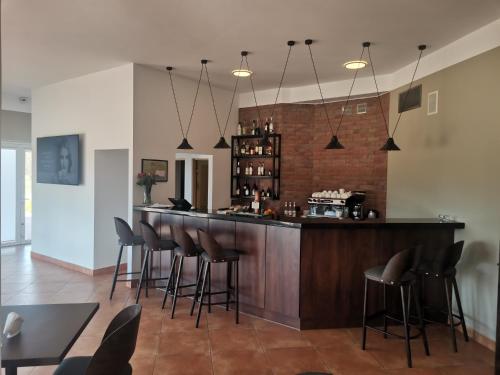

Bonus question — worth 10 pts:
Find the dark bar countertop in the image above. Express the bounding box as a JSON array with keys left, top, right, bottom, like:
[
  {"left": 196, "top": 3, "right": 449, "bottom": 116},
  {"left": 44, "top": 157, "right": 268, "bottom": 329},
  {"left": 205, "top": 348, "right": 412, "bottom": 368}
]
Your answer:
[{"left": 134, "top": 205, "right": 465, "bottom": 230}]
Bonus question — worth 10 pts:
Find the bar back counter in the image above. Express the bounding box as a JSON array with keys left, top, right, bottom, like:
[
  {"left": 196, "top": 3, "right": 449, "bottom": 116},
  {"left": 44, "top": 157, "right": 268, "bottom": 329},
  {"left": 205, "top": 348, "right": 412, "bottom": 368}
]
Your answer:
[{"left": 135, "top": 206, "right": 464, "bottom": 330}]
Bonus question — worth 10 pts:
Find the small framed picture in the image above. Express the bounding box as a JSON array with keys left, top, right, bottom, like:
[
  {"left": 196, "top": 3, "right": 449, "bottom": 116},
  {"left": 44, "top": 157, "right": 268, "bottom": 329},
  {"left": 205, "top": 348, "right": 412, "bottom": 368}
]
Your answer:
[{"left": 141, "top": 159, "right": 168, "bottom": 182}]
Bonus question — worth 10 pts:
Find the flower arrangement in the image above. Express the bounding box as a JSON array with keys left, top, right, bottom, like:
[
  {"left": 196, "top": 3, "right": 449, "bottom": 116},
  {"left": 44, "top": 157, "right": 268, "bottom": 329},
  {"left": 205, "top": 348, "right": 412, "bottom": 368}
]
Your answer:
[{"left": 136, "top": 172, "right": 157, "bottom": 205}]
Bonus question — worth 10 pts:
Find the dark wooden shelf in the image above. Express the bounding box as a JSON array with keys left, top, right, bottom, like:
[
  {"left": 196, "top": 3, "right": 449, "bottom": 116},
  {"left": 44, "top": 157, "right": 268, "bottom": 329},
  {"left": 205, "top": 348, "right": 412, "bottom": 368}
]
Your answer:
[
  {"left": 232, "top": 175, "right": 277, "bottom": 179},
  {"left": 233, "top": 133, "right": 279, "bottom": 139},
  {"left": 233, "top": 154, "right": 277, "bottom": 159}
]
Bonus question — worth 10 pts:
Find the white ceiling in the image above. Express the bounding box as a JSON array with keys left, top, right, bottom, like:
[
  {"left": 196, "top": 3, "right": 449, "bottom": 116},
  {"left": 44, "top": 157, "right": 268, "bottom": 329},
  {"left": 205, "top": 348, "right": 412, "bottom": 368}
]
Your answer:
[{"left": 3, "top": 0, "right": 500, "bottom": 100}]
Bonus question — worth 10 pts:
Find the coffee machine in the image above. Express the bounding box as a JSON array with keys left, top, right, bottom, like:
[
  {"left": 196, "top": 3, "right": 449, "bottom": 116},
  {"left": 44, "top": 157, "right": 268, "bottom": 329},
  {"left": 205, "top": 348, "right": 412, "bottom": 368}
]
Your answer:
[{"left": 307, "top": 191, "right": 365, "bottom": 219}]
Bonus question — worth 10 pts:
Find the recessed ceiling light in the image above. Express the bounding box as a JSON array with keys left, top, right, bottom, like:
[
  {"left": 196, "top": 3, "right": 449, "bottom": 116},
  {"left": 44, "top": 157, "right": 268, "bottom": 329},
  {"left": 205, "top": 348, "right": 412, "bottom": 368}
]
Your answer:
[
  {"left": 232, "top": 69, "right": 252, "bottom": 77},
  {"left": 343, "top": 60, "right": 368, "bottom": 70}
]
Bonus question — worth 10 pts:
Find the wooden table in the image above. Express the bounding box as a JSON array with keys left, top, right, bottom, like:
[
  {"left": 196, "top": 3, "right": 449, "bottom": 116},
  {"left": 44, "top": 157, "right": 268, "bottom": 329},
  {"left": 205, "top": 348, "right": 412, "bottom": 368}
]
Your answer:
[{"left": 1, "top": 303, "right": 99, "bottom": 375}]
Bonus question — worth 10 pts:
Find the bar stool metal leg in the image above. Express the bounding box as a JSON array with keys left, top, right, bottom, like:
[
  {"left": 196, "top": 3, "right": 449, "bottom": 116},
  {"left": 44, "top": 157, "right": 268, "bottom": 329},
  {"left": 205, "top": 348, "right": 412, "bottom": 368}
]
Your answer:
[
  {"left": 135, "top": 250, "right": 149, "bottom": 304},
  {"left": 191, "top": 259, "right": 204, "bottom": 316},
  {"left": 196, "top": 261, "right": 210, "bottom": 328},
  {"left": 452, "top": 276, "right": 469, "bottom": 342},
  {"left": 162, "top": 254, "right": 177, "bottom": 309},
  {"left": 226, "top": 262, "right": 231, "bottom": 311},
  {"left": 235, "top": 260, "right": 239, "bottom": 324},
  {"left": 383, "top": 284, "right": 388, "bottom": 338},
  {"left": 444, "top": 278, "right": 458, "bottom": 352},
  {"left": 207, "top": 263, "right": 212, "bottom": 313},
  {"left": 400, "top": 285, "right": 412, "bottom": 368},
  {"left": 361, "top": 277, "right": 368, "bottom": 350},
  {"left": 171, "top": 256, "right": 184, "bottom": 319},
  {"left": 110, "top": 245, "right": 124, "bottom": 300},
  {"left": 413, "top": 280, "right": 430, "bottom": 356}
]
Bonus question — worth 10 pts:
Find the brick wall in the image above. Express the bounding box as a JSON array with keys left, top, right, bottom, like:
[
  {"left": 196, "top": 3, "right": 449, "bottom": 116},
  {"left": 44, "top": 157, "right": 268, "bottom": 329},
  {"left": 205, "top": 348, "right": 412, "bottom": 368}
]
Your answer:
[{"left": 238, "top": 94, "right": 389, "bottom": 216}]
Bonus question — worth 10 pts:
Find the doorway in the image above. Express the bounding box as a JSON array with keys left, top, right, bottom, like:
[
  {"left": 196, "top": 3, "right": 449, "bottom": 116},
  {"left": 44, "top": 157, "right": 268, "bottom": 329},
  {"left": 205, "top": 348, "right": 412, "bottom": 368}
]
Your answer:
[
  {"left": 1, "top": 144, "right": 32, "bottom": 246},
  {"left": 192, "top": 159, "right": 208, "bottom": 210},
  {"left": 175, "top": 160, "right": 185, "bottom": 200}
]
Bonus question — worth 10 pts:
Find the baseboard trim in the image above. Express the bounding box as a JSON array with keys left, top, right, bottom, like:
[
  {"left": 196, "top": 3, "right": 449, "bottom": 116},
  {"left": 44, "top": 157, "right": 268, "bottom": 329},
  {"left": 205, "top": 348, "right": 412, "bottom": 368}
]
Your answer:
[
  {"left": 30, "top": 251, "right": 126, "bottom": 276},
  {"left": 458, "top": 325, "right": 495, "bottom": 352}
]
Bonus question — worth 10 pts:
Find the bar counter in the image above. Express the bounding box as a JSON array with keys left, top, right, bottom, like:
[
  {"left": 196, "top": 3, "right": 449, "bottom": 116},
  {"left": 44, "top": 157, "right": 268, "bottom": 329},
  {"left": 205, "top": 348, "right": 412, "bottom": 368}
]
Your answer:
[{"left": 134, "top": 206, "right": 464, "bottom": 329}]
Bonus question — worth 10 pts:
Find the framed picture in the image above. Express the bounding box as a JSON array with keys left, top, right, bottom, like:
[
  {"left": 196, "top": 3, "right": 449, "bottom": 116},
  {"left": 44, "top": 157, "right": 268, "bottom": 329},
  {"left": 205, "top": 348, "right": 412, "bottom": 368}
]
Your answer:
[
  {"left": 37, "top": 134, "right": 80, "bottom": 185},
  {"left": 141, "top": 159, "right": 168, "bottom": 182}
]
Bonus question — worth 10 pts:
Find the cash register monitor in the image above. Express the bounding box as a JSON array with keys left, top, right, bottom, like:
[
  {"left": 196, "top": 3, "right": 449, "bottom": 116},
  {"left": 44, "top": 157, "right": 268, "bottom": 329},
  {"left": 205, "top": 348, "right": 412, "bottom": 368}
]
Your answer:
[{"left": 168, "top": 198, "right": 192, "bottom": 211}]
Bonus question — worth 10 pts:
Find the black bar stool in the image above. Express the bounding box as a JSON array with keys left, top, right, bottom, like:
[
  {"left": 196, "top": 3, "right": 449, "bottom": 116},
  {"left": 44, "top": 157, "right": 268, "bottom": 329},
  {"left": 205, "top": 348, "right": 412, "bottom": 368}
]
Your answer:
[
  {"left": 110, "top": 217, "right": 144, "bottom": 300},
  {"left": 161, "top": 224, "right": 202, "bottom": 318},
  {"left": 136, "top": 220, "right": 176, "bottom": 304},
  {"left": 417, "top": 240, "right": 469, "bottom": 352},
  {"left": 191, "top": 229, "right": 240, "bottom": 328},
  {"left": 362, "top": 247, "right": 430, "bottom": 368}
]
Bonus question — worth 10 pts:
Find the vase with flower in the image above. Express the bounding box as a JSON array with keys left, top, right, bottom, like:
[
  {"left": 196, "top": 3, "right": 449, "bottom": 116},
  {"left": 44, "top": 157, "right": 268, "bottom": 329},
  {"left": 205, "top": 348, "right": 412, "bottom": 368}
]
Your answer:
[{"left": 136, "top": 172, "right": 157, "bottom": 205}]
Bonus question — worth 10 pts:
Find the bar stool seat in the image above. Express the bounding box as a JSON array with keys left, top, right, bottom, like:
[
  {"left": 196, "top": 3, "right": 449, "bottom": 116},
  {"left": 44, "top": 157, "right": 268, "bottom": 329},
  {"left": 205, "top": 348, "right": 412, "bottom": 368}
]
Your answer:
[
  {"left": 364, "top": 265, "right": 416, "bottom": 284},
  {"left": 159, "top": 239, "right": 177, "bottom": 250},
  {"left": 119, "top": 235, "right": 145, "bottom": 247},
  {"left": 200, "top": 249, "right": 239, "bottom": 263}
]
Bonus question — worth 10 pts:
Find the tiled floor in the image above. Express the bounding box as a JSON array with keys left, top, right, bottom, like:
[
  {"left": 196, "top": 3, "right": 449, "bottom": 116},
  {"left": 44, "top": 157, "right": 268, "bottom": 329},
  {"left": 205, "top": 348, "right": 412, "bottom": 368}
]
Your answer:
[{"left": 1, "top": 245, "right": 495, "bottom": 375}]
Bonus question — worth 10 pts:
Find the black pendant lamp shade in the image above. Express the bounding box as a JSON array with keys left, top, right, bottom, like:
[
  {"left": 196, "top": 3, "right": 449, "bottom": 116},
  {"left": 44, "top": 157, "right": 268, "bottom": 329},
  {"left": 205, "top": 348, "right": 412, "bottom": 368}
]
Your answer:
[
  {"left": 166, "top": 65, "right": 203, "bottom": 150},
  {"left": 214, "top": 136, "right": 230, "bottom": 149},
  {"left": 177, "top": 137, "right": 193, "bottom": 150},
  {"left": 325, "top": 135, "right": 345, "bottom": 150},
  {"left": 380, "top": 137, "right": 400, "bottom": 151}
]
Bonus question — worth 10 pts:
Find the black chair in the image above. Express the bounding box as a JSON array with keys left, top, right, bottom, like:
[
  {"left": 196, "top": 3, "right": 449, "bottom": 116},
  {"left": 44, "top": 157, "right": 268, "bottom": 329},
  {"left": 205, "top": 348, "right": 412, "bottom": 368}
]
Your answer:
[
  {"left": 417, "top": 240, "right": 469, "bottom": 352},
  {"left": 362, "top": 247, "right": 429, "bottom": 368},
  {"left": 191, "top": 229, "right": 240, "bottom": 328},
  {"left": 136, "top": 221, "right": 176, "bottom": 304},
  {"left": 110, "top": 217, "right": 144, "bottom": 300},
  {"left": 53, "top": 304, "right": 142, "bottom": 375},
  {"left": 161, "top": 224, "right": 202, "bottom": 318}
]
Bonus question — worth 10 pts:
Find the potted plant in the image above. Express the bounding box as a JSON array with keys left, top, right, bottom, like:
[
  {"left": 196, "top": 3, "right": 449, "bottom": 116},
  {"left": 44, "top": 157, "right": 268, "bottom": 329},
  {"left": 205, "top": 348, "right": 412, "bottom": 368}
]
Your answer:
[{"left": 136, "top": 172, "right": 157, "bottom": 205}]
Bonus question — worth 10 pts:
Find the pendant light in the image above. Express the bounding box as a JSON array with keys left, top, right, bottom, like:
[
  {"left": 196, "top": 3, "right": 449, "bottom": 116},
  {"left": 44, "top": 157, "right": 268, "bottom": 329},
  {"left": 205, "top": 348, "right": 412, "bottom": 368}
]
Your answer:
[
  {"left": 243, "top": 42, "right": 295, "bottom": 147},
  {"left": 166, "top": 63, "right": 204, "bottom": 150},
  {"left": 370, "top": 44, "right": 427, "bottom": 151},
  {"left": 306, "top": 39, "right": 366, "bottom": 150},
  {"left": 203, "top": 58, "right": 239, "bottom": 149}
]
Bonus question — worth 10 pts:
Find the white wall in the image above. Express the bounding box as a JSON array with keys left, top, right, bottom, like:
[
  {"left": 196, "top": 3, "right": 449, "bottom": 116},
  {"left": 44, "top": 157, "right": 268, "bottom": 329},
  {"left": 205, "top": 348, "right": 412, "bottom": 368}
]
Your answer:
[
  {"left": 133, "top": 64, "right": 237, "bottom": 210},
  {"left": 31, "top": 64, "right": 134, "bottom": 269},
  {"left": 94, "top": 149, "right": 129, "bottom": 269},
  {"left": 387, "top": 47, "right": 500, "bottom": 341},
  {"left": 1, "top": 110, "right": 31, "bottom": 144}
]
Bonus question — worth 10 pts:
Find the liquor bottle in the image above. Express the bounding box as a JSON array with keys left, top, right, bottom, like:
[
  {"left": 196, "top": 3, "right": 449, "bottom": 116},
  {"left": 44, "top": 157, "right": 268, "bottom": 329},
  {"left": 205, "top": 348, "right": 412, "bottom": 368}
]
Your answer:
[
  {"left": 251, "top": 120, "right": 256, "bottom": 135},
  {"left": 250, "top": 145, "right": 255, "bottom": 155},
  {"left": 245, "top": 142, "right": 250, "bottom": 154},
  {"left": 243, "top": 180, "right": 250, "bottom": 196},
  {"left": 264, "top": 118, "right": 270, "bottom": 133},
  {"left": 255, "top": 120, "right": 261, "bottom": 136},
  {"left": 251, "top": 183, "right": 258, "bottom": 196},
  {"left": 269, "top": 117, "right": 274, "bottom": 133},
  {"left": 292, "top": 202, "right": 296, "bottom": 217},
  {"left": 235, "top": 186, "right": 240, "bottom": 196},
  {"left": 249, "top": 162, "right": 253, "bottom": 176},
  {"left": 240, "top": 142, "right": 246, "bottom": 155},
  {"left": 260, "top": 189, "right": 265, "bottom": 198},
  {"left": 237, "top": 122, "right": 242, "bottom": 136},
  {"left": 258, "top": 145, "right": 263, "bottom": 155},
  {"left": 284, "top": 202, "right": 289, "bottom": 216},
  {"left": 236, "top": 161, "right": 241, "bottom": 175},
  {"left": 266, "top": 187, "right": 272, "bottom": 198}
]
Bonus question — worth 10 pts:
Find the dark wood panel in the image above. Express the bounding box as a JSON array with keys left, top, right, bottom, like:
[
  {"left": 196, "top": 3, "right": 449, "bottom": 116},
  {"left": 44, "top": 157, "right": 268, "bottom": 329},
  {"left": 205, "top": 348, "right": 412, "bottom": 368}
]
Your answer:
[
  {"left": 182, "top": 216, "right": 209, "bottom": 284},
  {"left": 235, "top": 222, "right": 266, "bottom": 309},
  {"left": 208, "top": 219, "right": 236, "bottom": 295},
  {"left": 265, "top": 226, "right": 301, "bottom": 318}
]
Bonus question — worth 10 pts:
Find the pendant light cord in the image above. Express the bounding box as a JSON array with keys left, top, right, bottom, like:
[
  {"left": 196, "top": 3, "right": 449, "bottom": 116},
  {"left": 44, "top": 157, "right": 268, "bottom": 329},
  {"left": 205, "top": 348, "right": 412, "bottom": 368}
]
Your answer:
[
  {"left": 167, "top": 64, "right": 204, "bottom": 139},
  {"left": 306, "top": 40, "right": 334, "bottom": 134},
  {"left": 391, "top": 46, "right": 425, "bottom": 137},
  {"left": 367, "top": 45, "right": 389, "bottom": 136},
  {"left": 244, "top": 55, "right": 263, "bottom": 125},
  {"left": 335, "top": 45, "right": 366, "bottom": 135},
  {"left": 270, "top": 42, "right": 294, "bottom": 119},
  {"left": 203, "top": 62, "right": 224, "bottom": 137}
]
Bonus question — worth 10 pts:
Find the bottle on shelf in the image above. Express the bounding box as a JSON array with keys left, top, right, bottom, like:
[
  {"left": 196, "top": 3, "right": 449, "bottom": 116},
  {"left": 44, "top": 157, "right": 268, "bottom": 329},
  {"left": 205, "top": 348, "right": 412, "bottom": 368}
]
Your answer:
[
  {"left": 266, "top": 187, "right": 272, "bottom": 198},
  {"left": 248, "top": 162, "right": 253, "bottom": 176},
  {"left": 260, "top": 189, "right": 266, "bottom": 198},
  {"left": 245, "top": 142, "right": 250, "bottom": 155},
  {"left": 251, "top": 120, "right": 256, "bottom": 135},
  {"left": 269, "top": 117, "right": 274, "bottom": 133},
  {"left": 237, "top": 121, "right": 242, "bottom": 136},
  {"left": 292, "top": 202, "right": 296, "bottom": 217},
  {"left": 243, "top": 180, "right": 250, "bottom": 196},
  {"left": 240, "top": 141, "right": 246, "bottom": 155},
  {"left": 236, "top": 161, "right": 241, "bottom": 175},
  {"left": 266, "top": 144, "right": 273, "bottom": 156},
  {"left": 255, "top": 120, "right": 261, "bottom": 136},
  {"left": 284, "top": 202, "right": 289, "bottom": 216},
  {"left": 251, "top": 183, "right": 258, "bottom": 196},
  {"left": 264, "top": 118, "right": 269, "bottom": 133},
  {"left": 235, "top": 186, "right": 240, "bottom": 196}
]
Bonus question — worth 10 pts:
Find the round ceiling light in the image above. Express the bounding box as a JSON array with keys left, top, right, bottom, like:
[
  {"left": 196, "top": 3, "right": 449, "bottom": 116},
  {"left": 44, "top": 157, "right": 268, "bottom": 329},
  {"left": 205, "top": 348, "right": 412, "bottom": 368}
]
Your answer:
[
  {"left": 232, "top": 69, "right": 252, "bottom": 77},
  {"left": 343, "top": 60, "right": 368, "bottom": 70}
]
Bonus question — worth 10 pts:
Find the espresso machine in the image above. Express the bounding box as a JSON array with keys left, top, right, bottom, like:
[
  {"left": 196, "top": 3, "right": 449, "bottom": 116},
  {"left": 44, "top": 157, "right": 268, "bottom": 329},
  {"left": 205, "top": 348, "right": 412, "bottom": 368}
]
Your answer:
[{"left": 307, "top": 191, "right": 366, "bottom": 219}]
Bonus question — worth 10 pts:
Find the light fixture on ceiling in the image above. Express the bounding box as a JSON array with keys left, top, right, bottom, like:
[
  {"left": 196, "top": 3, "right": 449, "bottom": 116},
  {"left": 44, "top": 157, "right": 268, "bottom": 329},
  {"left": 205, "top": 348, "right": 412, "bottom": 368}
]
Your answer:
[
  {"left": 343, "top": 60, "right": 368, "bottom": 70},
  {"left": 232, "top": 69, "right": 252, "bottom": 77}
]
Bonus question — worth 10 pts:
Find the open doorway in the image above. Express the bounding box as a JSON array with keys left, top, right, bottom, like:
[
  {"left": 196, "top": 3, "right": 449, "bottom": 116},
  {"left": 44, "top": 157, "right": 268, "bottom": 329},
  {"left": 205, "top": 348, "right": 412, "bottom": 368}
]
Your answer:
[
  {"left": 175, "top": 160, "right": 185, "bottom": 199},
  {"left": 192, "top": 159, "right": 208, "bottom": 210}
]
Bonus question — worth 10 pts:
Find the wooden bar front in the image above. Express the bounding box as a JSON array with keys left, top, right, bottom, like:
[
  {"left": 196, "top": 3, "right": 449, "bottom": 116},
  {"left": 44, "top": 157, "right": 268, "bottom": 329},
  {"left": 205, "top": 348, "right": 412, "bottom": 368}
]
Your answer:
[{"left": 136, "top": 207, "right": 464, "bottom": 330}]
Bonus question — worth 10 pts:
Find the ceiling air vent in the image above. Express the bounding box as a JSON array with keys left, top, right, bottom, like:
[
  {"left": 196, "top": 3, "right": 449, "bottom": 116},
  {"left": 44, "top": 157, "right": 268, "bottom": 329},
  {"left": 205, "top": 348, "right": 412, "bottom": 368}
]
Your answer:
[
  {"left": 398, "top": 84, "right": 422, "bottom": 113},
  {"left": 356, "top": 102, "right": 367, "bottom": 114},
  {"left": 427, "top": 90, "right": 438, "bottom": 115}
]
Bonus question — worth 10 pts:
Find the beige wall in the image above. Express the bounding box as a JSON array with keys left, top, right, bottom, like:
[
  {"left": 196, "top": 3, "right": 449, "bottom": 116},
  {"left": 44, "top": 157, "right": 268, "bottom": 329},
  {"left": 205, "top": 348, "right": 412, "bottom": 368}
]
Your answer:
[
  {"left": 387, "top": 47, "right": 500, "bottom": 340},
  {"left": 133, "top": 64, "right": 237, "bottom": 210},
  {"left": 1, "top": 110, "right": 31, "bottom": 144}
]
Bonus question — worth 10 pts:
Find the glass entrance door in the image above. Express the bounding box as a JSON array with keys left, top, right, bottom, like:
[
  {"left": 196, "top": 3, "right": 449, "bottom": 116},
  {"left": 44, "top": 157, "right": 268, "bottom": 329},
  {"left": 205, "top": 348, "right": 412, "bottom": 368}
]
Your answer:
[{"left": 1, "top": 145, "right": 32, "bottom": 246}]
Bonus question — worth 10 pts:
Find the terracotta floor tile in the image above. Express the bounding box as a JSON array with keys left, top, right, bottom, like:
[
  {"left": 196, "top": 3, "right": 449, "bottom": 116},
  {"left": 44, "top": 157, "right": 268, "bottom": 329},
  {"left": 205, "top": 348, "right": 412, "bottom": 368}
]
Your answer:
[
  {"left": 317, "top": 346, "right": 382, "bottom": 373},
  {"left": 302, "top": 328, "right": 355, "bottom": 349},
  {"left": 265, "top": 347, "right": 330, "bottom": 375},
  {"left": 209, "top": 327, "right": 261, "bottom": 353},
  {"left": 158, "top": 330, "right": 210, "bottom": 356},
  {"left": 130, "top": 355, "right": 156, "bottom": 375},
  {"left": 212, "top": 349, "right": 272, "bottom": 375},
  {"left": 255, "top": 326, "right": 311, "bottom": 349},
  {"left": 437, "top": 364, "right": 495, "bottom": 375},
  {"left": 27, "top": 366, "right": 58, "bottom": 375},
  {"left": 135, "top": 334, "right": 160, "bottom": 357},
  {"left": 153, "top": 353, "right": 213, "bottom": 375}
]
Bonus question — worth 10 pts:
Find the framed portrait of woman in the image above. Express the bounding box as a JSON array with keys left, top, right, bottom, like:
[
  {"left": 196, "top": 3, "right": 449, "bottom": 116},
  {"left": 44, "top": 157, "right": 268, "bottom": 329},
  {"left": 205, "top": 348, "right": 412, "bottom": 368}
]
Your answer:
[{"left": 36, "top": 134, "right": 80, "bottom": 185}]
